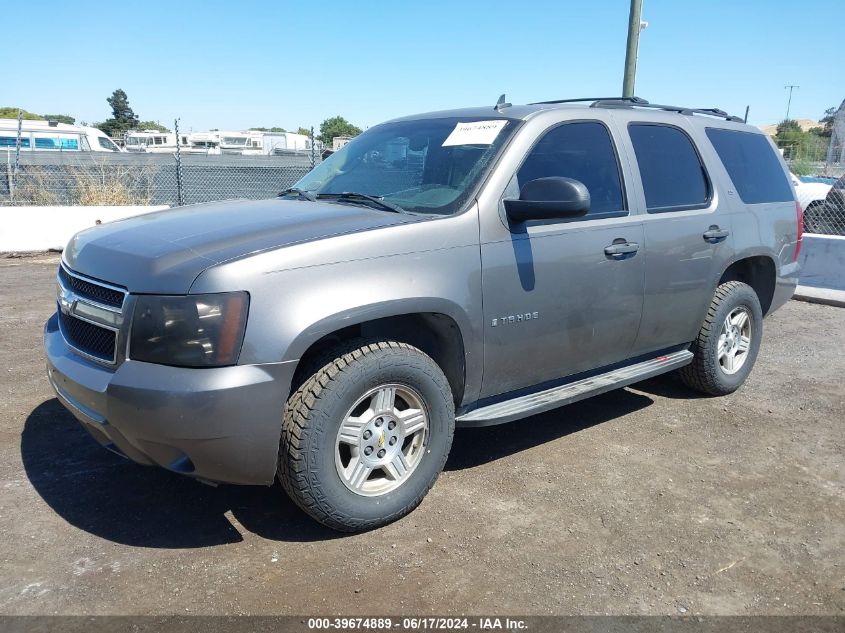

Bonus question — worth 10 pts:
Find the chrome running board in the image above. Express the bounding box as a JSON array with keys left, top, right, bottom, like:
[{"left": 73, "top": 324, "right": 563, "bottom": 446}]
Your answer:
[{"left": 456, "top": 350, "right": 693, "bottom": 427}]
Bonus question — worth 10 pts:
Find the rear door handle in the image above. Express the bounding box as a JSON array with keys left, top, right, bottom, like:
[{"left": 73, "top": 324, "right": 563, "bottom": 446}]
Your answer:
[
  {"left": 604, "top": 241, "right": 640, "bottom": 258},
  {"left": 703, "top": 226, "right": 730, "bottom": 243}
]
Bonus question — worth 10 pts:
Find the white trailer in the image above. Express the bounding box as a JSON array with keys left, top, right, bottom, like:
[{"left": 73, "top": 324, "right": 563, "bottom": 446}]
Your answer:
[
  {"left": 0, "top": 119, "right": 122, "bottom": 152},
  {"left": 124, "top": 130, "right": 189, "bottom": 153}
]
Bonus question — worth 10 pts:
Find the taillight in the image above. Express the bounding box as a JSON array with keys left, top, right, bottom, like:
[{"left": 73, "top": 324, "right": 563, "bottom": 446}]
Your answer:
[{"left": 794, "top": 200, "right": 803, "bottom": 261}]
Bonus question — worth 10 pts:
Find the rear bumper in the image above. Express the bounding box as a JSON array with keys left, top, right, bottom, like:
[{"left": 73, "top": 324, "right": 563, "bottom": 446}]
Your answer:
[
  {"left": 44, "top": 313, "right": 296, "bottom": 485},
  {"left": 770, "top": 260, "right": 800, "bottom": 315}
]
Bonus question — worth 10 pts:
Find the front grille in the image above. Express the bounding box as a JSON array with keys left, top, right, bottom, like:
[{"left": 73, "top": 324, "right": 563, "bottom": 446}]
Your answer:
[
  {"left": 59, "top": 311, "right": 117, "bottom": 363},
  {"left": 59, "top": 266, "right": 124, "bottom": 308}
]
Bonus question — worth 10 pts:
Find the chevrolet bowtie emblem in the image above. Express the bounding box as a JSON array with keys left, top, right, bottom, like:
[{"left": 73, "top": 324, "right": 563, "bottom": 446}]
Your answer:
[
  {"left": 57, "top": 286, "right": 75, "bottom": 315},
  {"left": 377, "top": 431, "right": 386, "bottom": 448}
]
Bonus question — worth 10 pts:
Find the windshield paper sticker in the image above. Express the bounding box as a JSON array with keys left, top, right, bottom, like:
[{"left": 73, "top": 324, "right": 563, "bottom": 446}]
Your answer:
[{"left": 442, "top": 120, "right": 508, "bottom": 146}]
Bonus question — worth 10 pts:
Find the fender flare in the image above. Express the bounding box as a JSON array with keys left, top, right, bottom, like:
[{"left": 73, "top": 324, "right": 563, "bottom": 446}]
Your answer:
[{"left": 282, "top": 297, "right": 482, "bottom": 403}]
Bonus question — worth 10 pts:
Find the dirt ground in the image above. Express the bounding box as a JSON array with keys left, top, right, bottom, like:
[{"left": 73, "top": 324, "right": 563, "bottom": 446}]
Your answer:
[{"left": 0, "top": 254, "right": 842, "bottom": 616}]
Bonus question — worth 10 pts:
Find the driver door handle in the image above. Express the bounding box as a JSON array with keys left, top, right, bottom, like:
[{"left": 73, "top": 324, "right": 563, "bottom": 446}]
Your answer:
[
  {"left": 703, "top": 226, "right": 730, "bottom": 243},
  {"left": 604, "top": 241, "right": 640, "bottom": 258}
]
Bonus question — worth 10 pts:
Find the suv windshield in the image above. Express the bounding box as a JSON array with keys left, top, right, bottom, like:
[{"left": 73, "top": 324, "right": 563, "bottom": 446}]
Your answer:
[{"left": 293, "top": 116, "right": 518, "bottom": 215}]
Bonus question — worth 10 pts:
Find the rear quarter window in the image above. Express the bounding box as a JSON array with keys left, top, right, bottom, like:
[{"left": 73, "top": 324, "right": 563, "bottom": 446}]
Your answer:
[{"left": 705, "top": 128, "right": 793, "bottom": 204}]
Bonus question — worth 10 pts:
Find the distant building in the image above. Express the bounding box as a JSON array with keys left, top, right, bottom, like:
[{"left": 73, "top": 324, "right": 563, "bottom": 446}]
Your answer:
[{"left": 333, "top": 135, "right": 352, "bottom": 151}]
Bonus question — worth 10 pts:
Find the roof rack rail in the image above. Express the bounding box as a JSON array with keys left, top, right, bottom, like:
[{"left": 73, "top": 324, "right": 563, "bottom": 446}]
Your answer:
[
  {"left": 529, "top": 96, "right": 649, "bottom": 106},
  {"left": 590, "top": 98, "right": 744, "bottom": 123},
  {"left": 528, "top": 96, "right": 744, "bottom": 123}
]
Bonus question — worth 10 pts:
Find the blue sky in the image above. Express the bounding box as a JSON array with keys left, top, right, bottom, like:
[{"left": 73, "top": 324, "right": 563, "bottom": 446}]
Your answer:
[{"left": 5, "top": 0, "right": 842, "bottom": 131}]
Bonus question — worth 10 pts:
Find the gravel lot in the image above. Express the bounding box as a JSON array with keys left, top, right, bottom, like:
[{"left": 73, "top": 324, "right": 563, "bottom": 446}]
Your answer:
[{"left": 1, "top": 254, "right": 843, "bottom": 616}]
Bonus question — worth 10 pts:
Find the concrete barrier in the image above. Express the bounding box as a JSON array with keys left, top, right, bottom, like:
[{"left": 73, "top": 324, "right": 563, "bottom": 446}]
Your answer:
[
  {"left": 795, "top": 233, "right": 845, "bottom": 307},
  {"left": 798, "top": 234, "right": 845, "bottom": 291},
  {"left": 0, "top": 205, "right": 169, "bottom": 252}
]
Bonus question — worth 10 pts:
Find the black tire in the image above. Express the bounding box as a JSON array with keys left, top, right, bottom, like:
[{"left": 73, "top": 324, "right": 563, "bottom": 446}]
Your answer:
[
  {"left": 278, "top": 339, "right": 454, "bottom": 532},
  {"left": 803, "top": 201, "right": 824, "bottom": 234},
  {"left": 678, "top": 281, "right": 763, "bottom": 396}
]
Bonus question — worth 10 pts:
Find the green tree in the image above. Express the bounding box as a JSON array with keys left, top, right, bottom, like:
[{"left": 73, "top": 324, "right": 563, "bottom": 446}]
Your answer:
[
  {"left": 0, "top": 107, "right": 44, "bottom": 120},
  {"left": 296, "top": 127, "right": 312, "bottom": 137},
  {"left": 96, "top": 89, "right": 140, "bottom": 137},
  {"left": 817, "top": 107, "right": 836, "bottom": 137},
  {"left": 774, "top": 115, "right": 832, "bottom": 163},
  {"left": 774, "top": 119, "right": 804, "bottom": 159},
  {"left": 137, "top": 120, "right": 170, "bottom": 132},
  {"left": 776, "top": 119, "right": 801, "bottom": 135},
  {"left": 41, "top": 114, "right": 76, "bottom": 124},
  {"left": 249, "top": 126, "right": 286, "bottom": 132},
  {"left": 318, "top": 116, "right": 361, "bottom": 144},
  {"left": 107, "top": 89, "right": 137, "bottom": 122}
]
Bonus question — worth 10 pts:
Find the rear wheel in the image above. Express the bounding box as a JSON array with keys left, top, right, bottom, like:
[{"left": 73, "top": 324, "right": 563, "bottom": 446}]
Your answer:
[
  {"left": 679, "top": 281, "right": 763, "bottom": 396},
  {"left": 278, "top": 339, "right": 454, "bottom": 532}
]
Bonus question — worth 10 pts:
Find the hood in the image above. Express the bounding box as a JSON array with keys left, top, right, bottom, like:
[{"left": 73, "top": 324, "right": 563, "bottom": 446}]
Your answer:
[{"left": 64, "top": 198, "right": 416, "bottom": 293}]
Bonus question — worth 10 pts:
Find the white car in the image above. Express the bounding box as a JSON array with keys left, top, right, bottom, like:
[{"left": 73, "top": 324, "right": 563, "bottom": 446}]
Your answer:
[{"left": 790, "top": 172, "right": 831, "bottom": 214}]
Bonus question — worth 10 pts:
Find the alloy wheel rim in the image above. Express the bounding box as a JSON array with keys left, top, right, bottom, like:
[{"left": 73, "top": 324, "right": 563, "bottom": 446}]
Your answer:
[
  {"left": 335, "top": 383, "right": 429, "bottom": 497},
  {"left": 718, "top": 306, "right": 752, "bottom": 375}
]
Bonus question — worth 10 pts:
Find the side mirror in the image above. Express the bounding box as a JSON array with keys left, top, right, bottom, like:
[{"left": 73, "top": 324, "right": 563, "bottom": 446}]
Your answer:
[{"left": 504, "top": 177, "right": 590, "bottom": 222}]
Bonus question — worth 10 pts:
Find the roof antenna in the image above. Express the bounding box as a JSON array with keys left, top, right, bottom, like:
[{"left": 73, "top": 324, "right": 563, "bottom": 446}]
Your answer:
[{"left": 495, "top": 94, "right": 511, "bottom": 112}]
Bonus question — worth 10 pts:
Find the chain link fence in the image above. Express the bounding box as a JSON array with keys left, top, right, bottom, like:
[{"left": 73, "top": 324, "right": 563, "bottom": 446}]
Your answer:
[
  {"left": 780, "top": 133, "right": 844, "bottom": 186},
  {"left": 803, "top": 183, "right": 845, "bottom": 236},
  {"left": 778, "top": 99, "right": 845, "bottom": 235},
  {"left": 2, "top": 150, "right": 318, "bottom": 207},
  {"left": 777, "top": 134, "right": 841, "bottom": 167},
  {"left": 780, "top": 125, "right": 845, "bottom": 236},
  {"left": 4, "top": 126, "right": 844, "bottom": 237}
]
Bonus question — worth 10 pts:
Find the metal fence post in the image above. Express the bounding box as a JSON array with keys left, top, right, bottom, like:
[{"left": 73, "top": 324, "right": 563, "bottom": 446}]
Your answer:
[
  {"left": 174, "top": 118, "right": 185, "bottom": 206},
  {"left": 310, "top": 126, "right": 316, "bottom": 169},
  {"left": 5, "top": 151, "right": 10, "bottom": 203},
  {"left": 11, "top": 110, "right": 23, "bottom": 203}
]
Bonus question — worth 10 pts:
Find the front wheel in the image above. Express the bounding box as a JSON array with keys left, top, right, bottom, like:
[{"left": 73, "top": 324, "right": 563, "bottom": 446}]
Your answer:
[
  {"left": 679, "top": 281, "right": 763, "bottom": 396},
  {"left": 277, "top": 340, "right": 454, "bottom": 532}
]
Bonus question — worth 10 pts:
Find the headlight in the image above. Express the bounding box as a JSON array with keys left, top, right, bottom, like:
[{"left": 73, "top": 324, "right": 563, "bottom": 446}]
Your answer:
[{"left": 130, "top": 292, "right": 249, "bottom": 367}]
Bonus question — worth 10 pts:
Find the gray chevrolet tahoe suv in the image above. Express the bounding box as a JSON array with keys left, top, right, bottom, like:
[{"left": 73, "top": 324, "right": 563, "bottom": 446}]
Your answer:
[{"left": 45, "top": 97, "right": 802, "bottom": 532}]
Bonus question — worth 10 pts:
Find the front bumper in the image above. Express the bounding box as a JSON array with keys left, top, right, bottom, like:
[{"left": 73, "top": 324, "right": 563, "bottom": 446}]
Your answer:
[{"left": 44, "top": 313, "right": 296, "bottom": 485}]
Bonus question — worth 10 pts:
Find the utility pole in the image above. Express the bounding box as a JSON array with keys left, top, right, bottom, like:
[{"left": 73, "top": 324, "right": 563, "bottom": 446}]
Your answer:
[
  {"left": 784, "top": 85, "right": 799, "bottom": 121},
  {"left": 622, "top": 0, "right": 645, "bottom": 97}
]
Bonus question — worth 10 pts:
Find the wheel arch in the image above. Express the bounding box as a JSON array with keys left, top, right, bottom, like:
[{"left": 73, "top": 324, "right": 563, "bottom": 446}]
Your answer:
[
  {"left": 285, "top": 300, "right": 474, "bottom": 407},
  {"left": 718, "top": 253, "right": 777, "bottom": 316}
]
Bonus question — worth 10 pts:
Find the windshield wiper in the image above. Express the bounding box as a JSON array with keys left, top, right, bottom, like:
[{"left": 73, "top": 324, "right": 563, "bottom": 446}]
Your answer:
[
  {"left": 317, "top": 191, "right": 405, "bottom": 214},
  {"left": 278, "top": 187, "right": 316, "bottom": 201}
]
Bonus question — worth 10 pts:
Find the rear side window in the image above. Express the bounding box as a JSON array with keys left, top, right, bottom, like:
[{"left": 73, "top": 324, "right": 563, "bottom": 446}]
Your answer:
[
  {"left": 517, "top": 121, "right": 625, "bottom": 216},
  {"left": 629, "top": 124, "right": 710, "bottom": 212},
  {"left": 705, "top": 128, "right": 794, "bottom": 204}
]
